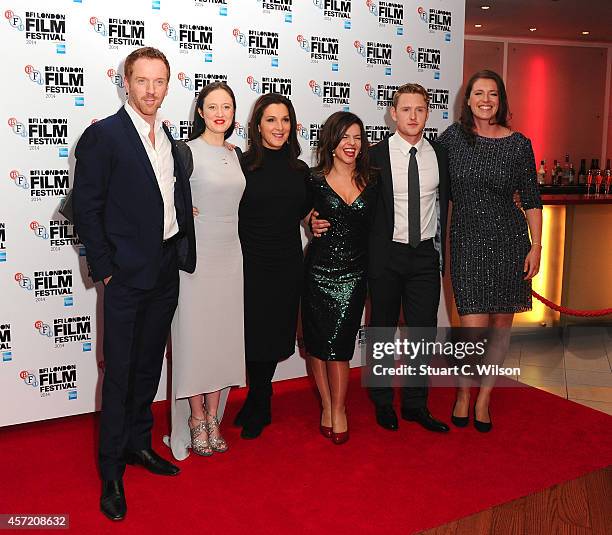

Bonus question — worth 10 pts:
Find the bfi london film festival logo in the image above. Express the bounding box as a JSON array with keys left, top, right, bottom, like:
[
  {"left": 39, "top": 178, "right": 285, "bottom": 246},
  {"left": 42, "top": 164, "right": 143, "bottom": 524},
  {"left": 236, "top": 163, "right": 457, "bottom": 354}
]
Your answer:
[
  {"left": 427, "top": 87, "right": 450, "bottom": 120},
  {"left": 24, "top": 64, "right": 84, "bottom": 107},
  {"left": 0, "top": 222, "right": 5, "bottom": 262},
  {"left": 14, "top": 269, "right": 74, "bottom": 307},
  {"left": 406, "top": 45, "right": 442, "bottom": 80},
  {"left": 90, "top": 16, "right": 145, "bottom": 48},
  {"left": 106, "top": 68, "right": 125, "bottom": 89},
  {"left": 365, "top": 124, "right": 390, "bottom": 144},
  {"left": 258, "top": 0, "right": 293, "bottom": 23},
  {"left": 296, "top": 34, "right": 339, "bottom": 71},
  {"left": 177, "top": 72, "right": 227, "bottom": 99},
  {"left": 354, "top": 40, "right": 392, "bottom": 75},
  {"left": 29, "top": 220, "right": 81, "bottom": 251},
  {"left": 0, "top": 323, "right": 11, "bottom": 362},
  {"left": 34, "top": 316, "right": 92, "bottom": 351},
  {"left": 233, "top": 121, "right": 248, "bottom": 140},
  {"left": 193, "top": 0, "right": 228, "bottom": 15},
  {"left": 232, "top": 28, "right": 280, "bottom": 67},
  {"left": 246, "top": 75, "right": 291, "bottom": 96},
  {"left": 19, "top": 364, "right": 78, "bottom": 399},
  {"left": 4, "top": 9, "right": 66, "bottom": 53},
  {"left": 313, "top": 0, "right": 352, "bottom": 28},
  {"left": 10, "top": 168, "right": 70, "bottom": 200},
  {"left": 364, "top": 82, "right": 398, "bottom": 110},
  {"left": 7, "top": 117, "right": 69, "bottom": 157},
  {"left": 308, "top": 79, "right": 350, "bottom": 110},
  {"left": 161, "top": 21, "right": 213, "bottom": 62},
  {"left": 163, "top": 120, "right": 193, "bottom": 140},
  {"left": 365, "top": 1, "right": 404, "bottom": 34},
  {"left": 417, "top": 6, "right": 452, "bottom": 42},
  {"left": 297, "top": 122, "right": 321, "bottom": 149},
  {"left": 424, "top": 126, "right": 439, "bottom": 140}
]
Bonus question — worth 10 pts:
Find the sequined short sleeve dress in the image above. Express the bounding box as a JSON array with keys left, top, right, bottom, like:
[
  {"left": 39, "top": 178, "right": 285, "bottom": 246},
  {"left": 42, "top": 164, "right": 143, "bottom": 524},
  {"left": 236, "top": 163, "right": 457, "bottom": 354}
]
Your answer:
[
  {"left": 437, "top": 122, "right": 542, "bottom": 315},
  {"left": 301, "top": 174, "right": 377, "bottom": 361}
]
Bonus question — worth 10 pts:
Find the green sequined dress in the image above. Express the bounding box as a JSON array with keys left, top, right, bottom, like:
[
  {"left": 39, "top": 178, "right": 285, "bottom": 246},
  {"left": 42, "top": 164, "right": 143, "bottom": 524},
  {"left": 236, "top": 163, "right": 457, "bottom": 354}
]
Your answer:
[{"left": 302, "top": 174, "right": 377, "bottom": 361}]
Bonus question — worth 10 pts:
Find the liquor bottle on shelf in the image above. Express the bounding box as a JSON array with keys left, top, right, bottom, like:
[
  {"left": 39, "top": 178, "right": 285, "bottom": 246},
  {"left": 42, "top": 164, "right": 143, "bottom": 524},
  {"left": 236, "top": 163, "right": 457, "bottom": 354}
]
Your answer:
[
  {"left": 563, "top": 153, "right": 571, "bottom": 184},
  {"left": 577, "top": 159, "right": 587, "bottom": 184},
  {"left": 537, "top": 160, "right": 546, "bottom": 185},
  {"left": 595, "top": 166, "right": 603, "bottom": 196},
  {"left": 586, "top": 169, "right": 593, "bottom": 194},
  {"left": 551, "top": 159, "right": 559, "bottom": 185},
  {"left": 568, "top": 162, "right": 576, "bottom": 185},
  {"left": 604, "top": 159, "right": 611, "bottom": 195},
  {"left": 554, "top": 159, "right": 563, "bottom": 185}
]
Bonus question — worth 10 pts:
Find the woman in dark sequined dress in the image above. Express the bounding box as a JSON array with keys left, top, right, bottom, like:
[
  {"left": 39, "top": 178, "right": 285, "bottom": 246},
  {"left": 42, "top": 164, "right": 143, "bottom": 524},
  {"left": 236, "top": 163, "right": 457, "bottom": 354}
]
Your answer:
[
  {"left": 437, "top": 70, "right": 543, "bottom": 432},
  {"left": 302, "top": 112, "right": 377, "bottom": 444}
]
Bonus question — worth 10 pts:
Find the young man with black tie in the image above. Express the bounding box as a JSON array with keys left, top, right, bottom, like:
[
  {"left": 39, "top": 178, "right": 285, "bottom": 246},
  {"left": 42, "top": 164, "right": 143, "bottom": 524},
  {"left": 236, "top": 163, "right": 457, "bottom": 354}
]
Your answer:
[
  {"left": 312, "top": 83, "right": 450, "bottom": 433},
  {"left": 73, "top": 47, "right": 196, "bottom": 521}
]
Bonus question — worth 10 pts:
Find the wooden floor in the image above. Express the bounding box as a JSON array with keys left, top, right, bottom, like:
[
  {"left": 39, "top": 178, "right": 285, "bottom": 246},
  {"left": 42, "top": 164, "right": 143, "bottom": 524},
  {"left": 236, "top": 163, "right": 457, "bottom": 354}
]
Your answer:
[{"left": 419, "top": 465, "right": 612, "bottom": 535}]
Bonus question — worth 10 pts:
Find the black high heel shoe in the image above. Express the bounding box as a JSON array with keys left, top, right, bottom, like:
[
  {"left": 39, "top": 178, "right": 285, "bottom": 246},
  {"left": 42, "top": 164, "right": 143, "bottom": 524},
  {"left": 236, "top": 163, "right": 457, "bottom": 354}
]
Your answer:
[
  {"left": 473, "top": 407, "right": 492, "bottom": 433},
  {"left": 451, "top": 400, "right": 469, "bottom": 427}
]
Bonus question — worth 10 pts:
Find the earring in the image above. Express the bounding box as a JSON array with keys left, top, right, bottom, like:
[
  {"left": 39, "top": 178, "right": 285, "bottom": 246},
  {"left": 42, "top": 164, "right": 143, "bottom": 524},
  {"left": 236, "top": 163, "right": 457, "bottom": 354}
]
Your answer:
[{"left": 332, "top": 151, "right": 336, "bottom": 157}]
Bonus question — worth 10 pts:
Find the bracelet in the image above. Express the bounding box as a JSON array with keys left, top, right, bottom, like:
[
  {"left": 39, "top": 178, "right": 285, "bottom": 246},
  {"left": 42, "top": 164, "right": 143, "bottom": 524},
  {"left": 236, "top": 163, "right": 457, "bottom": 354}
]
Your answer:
[{"left": 531, "top": 243, "right": 542, "bottom": 248}]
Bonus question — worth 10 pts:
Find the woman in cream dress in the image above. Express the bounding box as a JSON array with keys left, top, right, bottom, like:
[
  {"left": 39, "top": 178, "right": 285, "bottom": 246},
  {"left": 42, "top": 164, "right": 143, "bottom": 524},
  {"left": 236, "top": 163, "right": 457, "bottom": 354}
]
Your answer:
[{"left": 166, "top": 82, "right": 246, "bottom": 460}]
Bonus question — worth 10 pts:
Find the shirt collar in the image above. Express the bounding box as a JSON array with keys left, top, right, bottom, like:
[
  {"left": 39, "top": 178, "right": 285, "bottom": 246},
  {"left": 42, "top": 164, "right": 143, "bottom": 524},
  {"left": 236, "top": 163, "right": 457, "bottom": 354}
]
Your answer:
[
  {"left": 124, "top": 101, "right": 163, "bottom": 138},
  {"left": 390, "top": 131, "right": 426, "bottom": 156}
]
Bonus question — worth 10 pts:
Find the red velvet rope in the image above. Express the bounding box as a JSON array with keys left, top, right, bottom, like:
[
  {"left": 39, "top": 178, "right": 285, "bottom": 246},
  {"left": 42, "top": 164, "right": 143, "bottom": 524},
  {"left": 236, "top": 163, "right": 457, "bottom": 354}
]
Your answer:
[{"left": 531, "top": 290, "right": 612, "bottom": 317}]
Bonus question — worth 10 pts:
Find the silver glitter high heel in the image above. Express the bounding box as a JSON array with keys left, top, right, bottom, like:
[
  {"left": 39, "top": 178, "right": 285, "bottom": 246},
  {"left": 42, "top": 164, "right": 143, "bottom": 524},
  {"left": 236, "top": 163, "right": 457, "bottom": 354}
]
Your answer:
[
  {"left": 206, "top": 412, "right": 228, "bottom": 453},
  {"left": 189, "top": 415, "right": 213, "bottom": 456}
]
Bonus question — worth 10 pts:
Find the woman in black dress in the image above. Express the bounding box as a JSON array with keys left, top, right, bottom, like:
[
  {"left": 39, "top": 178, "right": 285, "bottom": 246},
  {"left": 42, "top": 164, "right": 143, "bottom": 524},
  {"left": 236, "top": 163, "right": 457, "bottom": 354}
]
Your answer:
[
  {"left": 236, "top": 93, "right": 311, "bottom": 439},
  {"left": 302, "top": 112, "right": 377, "bottom": 444},
  {"left": 437, "top": 70, "right": 543, "bottom": 432}
]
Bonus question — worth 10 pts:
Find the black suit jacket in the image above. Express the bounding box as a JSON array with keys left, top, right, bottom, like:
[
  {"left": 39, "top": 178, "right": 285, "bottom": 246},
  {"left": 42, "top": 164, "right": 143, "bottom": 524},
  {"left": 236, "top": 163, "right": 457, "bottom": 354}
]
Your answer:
[
  {"left": 73, "top": 107, "right": 196, "bottom": 290},
  {"left": 368, "top": 135, "right": 450, "bottom": 278}
]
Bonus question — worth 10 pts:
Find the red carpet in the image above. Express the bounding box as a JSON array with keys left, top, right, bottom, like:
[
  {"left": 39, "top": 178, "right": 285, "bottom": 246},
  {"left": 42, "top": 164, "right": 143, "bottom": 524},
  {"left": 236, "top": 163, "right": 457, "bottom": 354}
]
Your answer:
[{"left": 2, "top": 368, "right": 612, "bottom": 534}]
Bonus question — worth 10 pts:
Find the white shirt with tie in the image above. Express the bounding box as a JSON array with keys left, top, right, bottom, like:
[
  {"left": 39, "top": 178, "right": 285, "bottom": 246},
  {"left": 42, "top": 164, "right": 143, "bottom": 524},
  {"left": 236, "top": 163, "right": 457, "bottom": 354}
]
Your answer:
[
  {"left": 388, "top": 132, "right": 439, "bottom": 245},
  {"left": 124, "top": 102, "right": 179, "bottom": 241}
]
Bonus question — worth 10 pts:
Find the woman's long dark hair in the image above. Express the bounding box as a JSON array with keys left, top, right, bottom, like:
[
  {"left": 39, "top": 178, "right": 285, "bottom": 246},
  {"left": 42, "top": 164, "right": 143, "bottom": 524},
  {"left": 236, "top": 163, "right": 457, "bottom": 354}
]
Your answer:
[
  {"left": 242, "top": 93, "right": 304, "bottom": 172},
  {"left": 313, "top": 111, "right": 376, "bottom": 190},
  {"left": 459, "top": 69, "right": 509, "bottom": 143},
  {"left": 188, "top": 81, "right": 236, "bottom": 141}
]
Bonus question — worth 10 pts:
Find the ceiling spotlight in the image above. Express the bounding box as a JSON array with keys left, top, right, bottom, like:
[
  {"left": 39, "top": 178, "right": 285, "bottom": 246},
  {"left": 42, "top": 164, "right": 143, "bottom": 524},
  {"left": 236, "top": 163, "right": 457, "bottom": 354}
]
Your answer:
[
  {"left": 581, "top": 31, "right": 590, "bottom": 35},
  {"left": 474, "top": 24, "right": 482, "bottom": 28},
  {"left": 481, "top": 5, "right": 490, "bottom": 9},
  {"left": 529, "top": 28, "right": 537, "bottom": 32}
]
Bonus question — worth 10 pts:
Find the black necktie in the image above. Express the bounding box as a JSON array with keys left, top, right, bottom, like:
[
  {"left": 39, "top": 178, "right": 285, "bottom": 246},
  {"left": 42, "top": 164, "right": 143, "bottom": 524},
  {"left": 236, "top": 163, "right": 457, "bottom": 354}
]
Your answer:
[{"left": 408, "top": 146, "right": 421, "bottom": 248}]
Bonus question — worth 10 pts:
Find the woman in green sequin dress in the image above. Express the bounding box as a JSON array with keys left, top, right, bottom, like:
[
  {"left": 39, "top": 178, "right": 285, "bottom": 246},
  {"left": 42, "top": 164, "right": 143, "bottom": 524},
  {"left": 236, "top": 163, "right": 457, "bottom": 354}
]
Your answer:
[{"left": 302, "top": 112, "right": 377, "bottom": 443}]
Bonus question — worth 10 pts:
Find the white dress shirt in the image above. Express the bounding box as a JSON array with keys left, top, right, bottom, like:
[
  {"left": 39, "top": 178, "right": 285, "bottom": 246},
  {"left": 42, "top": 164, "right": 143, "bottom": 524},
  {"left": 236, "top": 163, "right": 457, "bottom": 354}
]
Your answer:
[
  {"left": 388, "top": 132, "right": 439, "bottom": 244},
  {"left": 124, "top": 102, "right": 179, "bottom": 241}
]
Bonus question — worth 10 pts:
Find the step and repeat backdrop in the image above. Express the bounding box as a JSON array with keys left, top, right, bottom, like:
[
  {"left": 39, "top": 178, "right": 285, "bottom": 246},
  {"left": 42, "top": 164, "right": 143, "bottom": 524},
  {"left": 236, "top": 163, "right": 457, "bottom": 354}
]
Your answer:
[{"left": 0, "top": 0, "right": 464, "bottom": 426}]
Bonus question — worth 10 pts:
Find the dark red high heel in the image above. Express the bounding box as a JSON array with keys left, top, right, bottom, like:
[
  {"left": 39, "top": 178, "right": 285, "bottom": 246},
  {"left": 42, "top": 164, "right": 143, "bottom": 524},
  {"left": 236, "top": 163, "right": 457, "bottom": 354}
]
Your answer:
[
  {"left": 320, "top": 425, "right": 333, "bottom": 438},
  {"left": 332, "top": 430, "right": 349, "bottom": 445}
]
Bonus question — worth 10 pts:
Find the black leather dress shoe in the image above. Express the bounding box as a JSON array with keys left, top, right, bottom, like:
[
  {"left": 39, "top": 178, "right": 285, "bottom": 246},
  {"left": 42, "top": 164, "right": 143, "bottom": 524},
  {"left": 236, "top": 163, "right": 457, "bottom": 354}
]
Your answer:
[
  {"left": 375, "top": 405, "right": 398, "bottom": 431},
  {"left": 100, "top": 479, "right": 126, "bottom": 521},
  {"left": 401, "top": 407, "right": 450, "bottom": 433},
  {"left": 125, "top": 448, "right": 180, "bottom": 476}
]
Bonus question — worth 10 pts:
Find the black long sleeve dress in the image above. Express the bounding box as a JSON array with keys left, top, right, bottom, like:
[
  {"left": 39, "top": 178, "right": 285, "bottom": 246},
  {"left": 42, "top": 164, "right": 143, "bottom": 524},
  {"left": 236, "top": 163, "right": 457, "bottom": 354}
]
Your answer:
[{"left": 238, "top": 146, "right": 311, "bottom": 362}]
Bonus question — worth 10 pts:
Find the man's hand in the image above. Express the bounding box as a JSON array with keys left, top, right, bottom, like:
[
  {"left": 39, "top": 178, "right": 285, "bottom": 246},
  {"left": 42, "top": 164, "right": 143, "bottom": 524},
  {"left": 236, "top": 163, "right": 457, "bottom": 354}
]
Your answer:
[
  {"left": 310, "top": 211, "right": 330, "bottom": 238},
  {"left": 224, "top": 141, "right": 236, "bottom": 151},
  {"left": 513, "top": 191, "right": 522, "bottom": 209},
  {"left": 192, "top": 206, "right": 200, "bottom": 217},
  {"left": 103, "top": 275, "right": 112, "bottom": 286}
]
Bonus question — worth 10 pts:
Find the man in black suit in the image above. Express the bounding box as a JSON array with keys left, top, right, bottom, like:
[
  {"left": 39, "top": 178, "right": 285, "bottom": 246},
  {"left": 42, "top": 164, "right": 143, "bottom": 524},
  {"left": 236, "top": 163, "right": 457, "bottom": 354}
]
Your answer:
[
  {"left": 73, "top": 47, "right": 196, "bottom": 521},
  {"left": 312, "top": 83, "right": 449, "bottom": 433}
]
